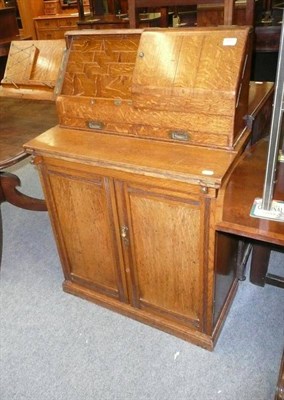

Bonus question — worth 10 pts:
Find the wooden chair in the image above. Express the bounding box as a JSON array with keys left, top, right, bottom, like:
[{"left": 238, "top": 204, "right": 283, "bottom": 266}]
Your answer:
[{"left": 128, "top": 0, "right": 256, "bottom": 28}]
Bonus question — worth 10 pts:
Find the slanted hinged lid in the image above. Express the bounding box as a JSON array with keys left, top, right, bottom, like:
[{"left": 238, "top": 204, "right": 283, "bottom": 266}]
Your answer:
[
  {"left": 132, "top": 27, "right": 251, "bottom": 115},
  {"left": 0, "top": 40, "right": 65, "bottom": 100}
]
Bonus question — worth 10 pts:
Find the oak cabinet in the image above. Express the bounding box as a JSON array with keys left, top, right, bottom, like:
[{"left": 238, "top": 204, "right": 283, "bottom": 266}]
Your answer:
[
  {"left": 24, "top": 29, "right": 273, "bottom": 350},
  {"left": 36, "top": 150, "right": 217, "bottom": 348}
]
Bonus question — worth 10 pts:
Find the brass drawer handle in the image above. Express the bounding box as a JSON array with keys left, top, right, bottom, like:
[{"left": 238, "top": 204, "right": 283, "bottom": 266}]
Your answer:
[
  {"left": 169, "top": 131, "right": 190, "bottom": 142},
  {"left": 87, "top": 120, "right": 104, "bottom": 130}
]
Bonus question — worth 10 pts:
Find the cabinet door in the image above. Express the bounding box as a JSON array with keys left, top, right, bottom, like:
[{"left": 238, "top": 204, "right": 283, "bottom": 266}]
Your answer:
[
  {"left": 116, "top": 182, "right": 208, "bottom": 330},
  {"left": 43, "top": 165, "right": 128, "bottom": 302}
]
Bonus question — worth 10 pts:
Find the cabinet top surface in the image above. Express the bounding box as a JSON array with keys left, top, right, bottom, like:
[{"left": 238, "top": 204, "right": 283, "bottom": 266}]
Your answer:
[{"left": 24, "top": 125, "right": 243, "bottom": 187}]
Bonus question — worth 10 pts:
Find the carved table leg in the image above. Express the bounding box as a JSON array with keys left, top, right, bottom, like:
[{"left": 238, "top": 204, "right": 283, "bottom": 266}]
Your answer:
[
  {"left": 0, "top": 172, "right": 47, "bottom": 211},
  {"left": 0, "top": 171, "right": 47, "bottom": 270}
]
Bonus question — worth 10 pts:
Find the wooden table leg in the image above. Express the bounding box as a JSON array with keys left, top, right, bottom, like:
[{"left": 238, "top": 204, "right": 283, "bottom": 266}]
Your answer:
[
  {"left": 0, "top": 171, "right": 47, "bottom": 270},
  {"left": 0, "top": 172, "right": 47, "bottom": 211},
  {"left": 250, "top": 243, "right": 271, "bottom": 286}
]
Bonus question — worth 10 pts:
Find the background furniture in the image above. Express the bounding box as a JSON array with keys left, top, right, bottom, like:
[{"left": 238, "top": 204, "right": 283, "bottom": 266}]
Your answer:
[
  {"left": 0, "top": 98, "right": 57, "bottom": 267},
  {"left": 0, "top": 39, "right": 65, "bottom": 268},
  {"left": 16, "top": 0, "right": 44, "bottom": 39},
  {"left": 216, "top": 138, "right": 284, "bottom": 399},
  {"left": 0, "top": 7, "right": 19, "bottom": 58},
  {"left": 216, "top": 139, "right": 283, "bottom": 284},
  {"left": 0, "top": 6, "right": 31, "bottom": 80},
  {"left": 34, "top": 13, "right": 79, "bottom": 39},
  {"left": 216, "top": 15, "right": 284, "bottom": 391},
  {"left": 128, "top": 0, "right": 257, "bottom": 28}
]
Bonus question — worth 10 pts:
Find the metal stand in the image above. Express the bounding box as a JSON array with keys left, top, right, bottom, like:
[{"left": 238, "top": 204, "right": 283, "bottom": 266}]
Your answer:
[{"left": 250, "top": 11, "right": 284, "bottom": 222}]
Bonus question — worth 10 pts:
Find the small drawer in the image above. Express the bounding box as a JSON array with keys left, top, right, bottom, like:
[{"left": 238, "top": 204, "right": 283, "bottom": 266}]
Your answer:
[
  {"left": 35, "top": 19, "right": 59, "bottom": 29},
  {"left": 37, "top": 30, "right": 65, "bottom": 40},
  {"left": 58, "top": 17, "right": 78, "bottom": 28}
]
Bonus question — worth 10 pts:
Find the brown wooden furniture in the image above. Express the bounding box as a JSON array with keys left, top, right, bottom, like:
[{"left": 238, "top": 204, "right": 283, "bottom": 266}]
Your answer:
[
  {"left": 198, "top": 0, "right": 261, "bottom": 24},
  {"left": 34, "top": 11, "right": 161, "bottom": 38},
  {"left": 251, "top": 2, "right": 283, "bottom": 81},
  {"left": 0, "top": 98, "right": 58, "bottom": 266},
  {"left": 216, "top": 139, "right": 284, "bottom": 287},
  {"left": 0, "top": 7, "right": 20, "bottom": 57},
  {"left": 58, "top": 28, "right": 253, "bottom": 149},
  {"left": 0, "top": 39, "right": 65, "bottom": 99},
  {"left": 76, "top": 12, "right": 162, "bottom": 29},
  {"left": 197, "top": 1, "right": 249, "bottom": 26},
  {"left": 247, "top": 81, "right": 274, "bottom": 144},
  {"left": 34, "top": 13, "right": 79, "bottom": 39},
  {"left": 0, "top": 6, "right": 32, "bottom": 81},
  {"left": 255, "top": 25, "right": 281, "bottom": 52},
  {"left": 23, "top": 82, "right": 273, "bottom": 350},
  {"left": 128, "top": 0, "right": 257, "bottom": 28},
  {"left": 0, "top": 39, "right": 64, "bottom": 268},
  {"left": 215, "top": 136, "right": 284, "bottom": 398},
  {"left": 23, "top": 28, "right": 274, "bottom": 350},
  {"left": 16, "top": 0, "right": 44, "bottom": 39},
  {"left": 77, "top": 13, "right": 130, "bottom": 29}
]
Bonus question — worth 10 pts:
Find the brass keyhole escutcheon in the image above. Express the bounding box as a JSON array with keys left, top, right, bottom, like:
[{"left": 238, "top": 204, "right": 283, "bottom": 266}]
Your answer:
[{"left": 120, "top": 225, "right": 129, "bottom": 245}]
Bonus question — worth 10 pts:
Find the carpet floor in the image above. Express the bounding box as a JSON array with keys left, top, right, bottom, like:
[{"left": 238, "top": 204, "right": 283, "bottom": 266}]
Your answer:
[{"left": 0, "top": 159, "right": 283, "bottom": 400}]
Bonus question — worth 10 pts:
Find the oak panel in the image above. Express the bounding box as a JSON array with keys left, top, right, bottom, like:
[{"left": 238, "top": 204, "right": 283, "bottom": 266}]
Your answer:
[
  {"left": 124, "top": 186, "right": 205, "bottom": 328},
  {"left": 46, "top": 168, "right": 126, "bottom": 299}
]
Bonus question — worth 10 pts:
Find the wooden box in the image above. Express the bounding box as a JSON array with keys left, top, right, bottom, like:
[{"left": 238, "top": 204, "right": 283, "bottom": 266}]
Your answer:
[{"left": 56, "top": 27, "right": 252, "bottom": 150}]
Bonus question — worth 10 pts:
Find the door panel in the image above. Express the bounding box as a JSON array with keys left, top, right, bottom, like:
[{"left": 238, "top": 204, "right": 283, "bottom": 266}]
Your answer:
[
  {"left": 46, "top": 170, "right": 127, "bottom": 301},
  {"left": 124, "top": 185, "right": 205, "bottom": 328}
]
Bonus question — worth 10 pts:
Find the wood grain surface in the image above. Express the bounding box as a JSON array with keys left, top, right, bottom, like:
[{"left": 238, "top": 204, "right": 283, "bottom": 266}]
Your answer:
[
  {"left": 0, "top": 39, "right": 65, "bottom": 100},
  {"left": 57, "top": 28, "right": 252, "bottom": 149}
]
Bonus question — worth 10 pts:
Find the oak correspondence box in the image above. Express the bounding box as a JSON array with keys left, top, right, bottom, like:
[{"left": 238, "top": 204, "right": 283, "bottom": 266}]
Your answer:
[{"left": 56, "top": 27, "right": 252, "bottom": 149}]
